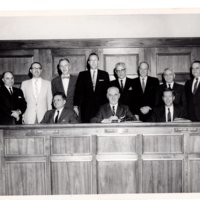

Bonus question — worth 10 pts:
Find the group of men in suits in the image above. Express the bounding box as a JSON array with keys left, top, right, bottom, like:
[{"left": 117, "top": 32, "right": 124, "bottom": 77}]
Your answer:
[{"left": 1, "top": 52, "right": 200, "bottom": 125}]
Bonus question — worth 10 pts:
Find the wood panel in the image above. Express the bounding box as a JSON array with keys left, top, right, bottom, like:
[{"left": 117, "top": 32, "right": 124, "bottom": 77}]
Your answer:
[
  {"left": 51, "top": 136, "right": 90, "bottom": 155},
  {"left": 51, "top": 161, "right": 92, "bottom": 194},
  {"left": 189, "top": 160, "right": 200, "bottom": 192},
  {"left": 97, "top": 160, "right": 138, "bottom": 193},
  {"left": 5, "top": 162, "right": 47, "bottom": 195},
  {"left": 142, "top": 160, "right": 183, "bottom": 193},
  {"left": 97, "top": 135, "right": 136, "bottom": 153}
]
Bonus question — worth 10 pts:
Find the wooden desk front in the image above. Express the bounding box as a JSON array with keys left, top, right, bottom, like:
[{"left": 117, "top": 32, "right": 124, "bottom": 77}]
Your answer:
[{"left": 0, "top": 123, "right": 200, "bottom": 195}]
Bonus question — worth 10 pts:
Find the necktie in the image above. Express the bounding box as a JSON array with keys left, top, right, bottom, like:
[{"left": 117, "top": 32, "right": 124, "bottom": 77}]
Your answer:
[
  {"left": 142, "top": 78, "right": 145, "bottom": 92},
  {"left": 112, "top": 106, "right": 115, "bottom": 116},
  {"left": 167, "top": 108, "right": 171, "bottom": 122},
  {"left": 193, "top": 78, "right": 199, "bottom": 94},
  {"left": 9, "top": 87, "right": 13, "bottom": 95},
  {"left": 55, "top": 110, "right": 60, "bottom": 123},
  {"left": 92, "top": 70, "right": 96, "bottom": 91},
  {"left": 35, "top": 79, "right": 39, "bottom": 99},
  {"left": 120, "top": 80, "right": 124, "bottom": 90},
  {"left": 168, "top": 84, "right": 171, "bottom": 90}
]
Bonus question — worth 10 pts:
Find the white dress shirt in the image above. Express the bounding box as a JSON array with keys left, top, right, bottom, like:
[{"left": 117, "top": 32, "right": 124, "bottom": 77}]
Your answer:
[
  {"left": 165, "top": 105, "right": 174, "bottom": 122},
  {"left": 54, "top": 107, "right": 64, "bottom": 122},
  {"left": 61, "top": 75, "right": 70, "bottom": 95},
  {"left": 192, "top": 77, "right": 200, "bottom": 93},
  {"left": 32, "top": 78, "right": 42, "bottom": 99}
]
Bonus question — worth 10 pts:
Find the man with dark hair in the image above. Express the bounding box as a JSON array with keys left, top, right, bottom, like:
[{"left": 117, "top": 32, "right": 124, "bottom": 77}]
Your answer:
[
  {"left": 132, "top": 61, "right": 159, "bottom": 121},
  {"left": 41, "top": 92, "right": 79, "bottom": 124},
  {"left": 0, "top": 71, "right": 26, "bottom": 125},
  {"left": 149, "top": 89, "right": 188, "bottom": 122},
  {"left": 74, "top": 53, "right": 110, "bottom": 123},
  {"left": 91, "top": 87, "right": 137, "bottom": 123},
  {"left": 155, "top": 68, "right": 187, "bottom": 109},
  {"left": 110, "top": 62, "right": 134, "bottom": 114},
  {"left": 21, "top": 62, "right": 52, "bottom": 124},
  {"left": 51, "top": 58, "right": 77, "bottom": 109},
  {"left": 185, "top": 60, "right": 200, "bottom": 121}
]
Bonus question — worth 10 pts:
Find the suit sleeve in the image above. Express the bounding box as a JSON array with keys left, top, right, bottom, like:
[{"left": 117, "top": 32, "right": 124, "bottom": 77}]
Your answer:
[
  {"left": 74, "top": 72, "right": 83, "bottom": 107},
  {"left": 68, "top": 110, "right": 80, "bottom": 123},
  {"left": 124, "top": 106, "right": 137, "bottom": 121},
  {"left": 17, "top": 89, "right": 27, "bottom": 114},
  {"left": 47, "top": 82, "right": 53, "bottom": 110},
  {"left": 90, "top": 108, "right": 104, "bottom": 123},
  {"left": 51, "top": 79, "right": 56, "bottom": 96},
  {"left": 40, "top": 111, "right": 50, "bottom": 124}
]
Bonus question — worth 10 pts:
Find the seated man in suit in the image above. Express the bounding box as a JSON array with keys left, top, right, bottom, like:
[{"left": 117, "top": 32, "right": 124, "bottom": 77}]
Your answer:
[
  {"left": 41, "top": 92, "right": 79, "bottom": 124},
  {"left": 110, "top": 62, "right": 134, "bottom": 114},
  {"left": 0, "top": 71, "right": 27, "bottom": 125},
  {"left": 155, "top": 68, "right": 187, "bottom": 110},
  {"left": 91, "top": 86, "right": 137, "bottom": 123},
  {"left": 149, "top": 89, "right": 188, "bottom": 122},
  {"left": 51, "top": 58, "right": 77, "bottom": 109}
]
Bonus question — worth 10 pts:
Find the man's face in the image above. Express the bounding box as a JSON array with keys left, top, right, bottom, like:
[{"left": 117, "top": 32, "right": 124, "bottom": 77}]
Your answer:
[
  {"left": 107, "top": 88, "right": 120, "bottom": 105},
  {"left": 53, "top": 95, "right": 66, "bottom": 110},
  {"left": 139, "top": 63, "right": 148, "bottom": 78},
  {"left": 192, "top": 63, "right": 200, "bottom": 78},
  {"left": 59, "top": 60, "right": 70, "bottom": 75},
  {"left": 2, "top": 72, "right": 14, "bottom": 87},
  {"left": 115, "top": 65, "right": 126, "bottom": 79},
  {"left": 88, "top": 55, "right": 98, "bottom": 70},
  {"left": 164, "top": 69, "right": 175, "bottom": 84},
  {"left": 162, "top": 91, "right": 175, "bottom": 107},
  {"left": 30, "top": 63, "right": 42, "bottom": 78}
]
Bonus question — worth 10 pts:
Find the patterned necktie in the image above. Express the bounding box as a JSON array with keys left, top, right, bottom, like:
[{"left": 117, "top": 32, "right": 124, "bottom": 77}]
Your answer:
[
  {"left": 142, "top": 78, "right": 145, "bottom": 92},
  {"left": 55, "top": 110, "right": 60, "bottom": 123},
  {"left": 120, "top": 79, "right": 124, "bottom": 90},
  {"left": 193, "top": 78, "right": 199, "bottom": 94},
  {"left": 112, "top": 106, "right": 115, "bottom": 116},
  {"left": 9, "top": 87, "right": 13, "bottom": 95},
  {"left": 167, "top": 108, "right": 171, "bottom": 122}
]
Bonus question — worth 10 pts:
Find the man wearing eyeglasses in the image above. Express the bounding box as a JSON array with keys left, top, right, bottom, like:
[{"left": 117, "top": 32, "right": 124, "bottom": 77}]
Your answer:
[
  {"left": 21, "top": 62, "right": 52, "bottom": 124},
  {"left": 110, "top": 62, "right": 135, "bottom": 115}
]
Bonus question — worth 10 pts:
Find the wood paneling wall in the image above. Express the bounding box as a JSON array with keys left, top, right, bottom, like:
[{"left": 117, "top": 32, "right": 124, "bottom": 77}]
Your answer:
[{"left": 0, "top": 38, "right": 200, "bottom": 86}]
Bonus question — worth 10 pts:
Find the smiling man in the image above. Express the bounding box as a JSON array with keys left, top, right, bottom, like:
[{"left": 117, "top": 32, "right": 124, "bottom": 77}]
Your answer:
[
  {"left": 90, "top": 86, "right": 137, "bottom": 123},
  {"left": 0, "top": 71, "right": 26, "bottom": 125},
  {"left": 41, "top": 92, "right": 79, "bottom": 124}
]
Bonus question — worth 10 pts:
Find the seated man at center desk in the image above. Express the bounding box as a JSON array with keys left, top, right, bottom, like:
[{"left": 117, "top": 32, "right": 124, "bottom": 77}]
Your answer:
[
  {"left": 41, "top": 92, "right": 79, "bottom": 124},
  {"left": 91, "top": 86, "right": 137, "bottom": 123}
]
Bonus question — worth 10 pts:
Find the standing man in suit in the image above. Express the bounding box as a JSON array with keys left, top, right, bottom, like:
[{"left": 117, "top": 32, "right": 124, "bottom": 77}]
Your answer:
[
  {"left": 0, "top": 71, "right": 26, "bottom": 125},
  {"left": 149, "top": 89, "right": 188, "bottom": 122},
  {"left": 41, "top": 92, "right": 79, "bottom": 124},
  {"left": 132, "top": 61, "right": 159, "bottom": 121},
  {"left": 155, "top": 68, "right": 187, "bottom": 109},
  {"left": 91, "top": 87, "right": 137, "bottom": 123},
  {"left": 110, "top": 62, "right": 134, "bottom": 114},
  {"left": 185, "top": 60, "right": 200, "bottom": 121},
  {"left": 74, "top": 53, "right": 110, "bottom": 123},
  {"left": 51, "top": 58, "right": 77, "bottom": 109},
  {"left": 21, "top": 62, "right": 52, "bottom": 124}
]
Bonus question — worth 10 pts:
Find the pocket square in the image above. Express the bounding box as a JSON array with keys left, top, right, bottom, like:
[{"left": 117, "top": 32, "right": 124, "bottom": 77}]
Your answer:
[
  {"left": 128, "top": 87, "right": 133, "bottom": 91},
  {"left": 98, "top": 79, "right": 105, "bottom": 82},
  {"left": 18, "top": 96, "right": 22, "bottom": 99}
]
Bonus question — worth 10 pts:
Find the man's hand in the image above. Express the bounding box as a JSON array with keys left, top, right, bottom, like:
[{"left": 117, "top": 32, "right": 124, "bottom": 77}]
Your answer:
[
  {"left": 140, "top": 106, "right": 152, "bottom": 114},
  {"left": 73, "top": 106, "right": 79, "bottom": 116},
  {"left": 11, "top": 110, "right": 20, "bottom": 121}
]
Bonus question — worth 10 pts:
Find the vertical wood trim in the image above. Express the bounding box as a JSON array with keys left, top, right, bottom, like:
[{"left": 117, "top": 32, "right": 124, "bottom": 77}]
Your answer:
[
  {"left": 184, "top": 131, "right": 190, "bottom": 192},
  {"left": 0, "top": 129, "right": 5, "bottom": 195},
  {"left": 45, "top": 135, "right": 51, "bottom": 195},
  {"left": 91, "top": 135, "right": 97, "bottom": 194},
  {"left": 136, "top": 133, "right": 143, "bottom": 193}
]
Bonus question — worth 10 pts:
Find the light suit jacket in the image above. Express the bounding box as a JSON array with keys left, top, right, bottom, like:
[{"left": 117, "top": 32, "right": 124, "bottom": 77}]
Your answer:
[{"left": 21, "top": 78, "right": 52, "bottom": 124}]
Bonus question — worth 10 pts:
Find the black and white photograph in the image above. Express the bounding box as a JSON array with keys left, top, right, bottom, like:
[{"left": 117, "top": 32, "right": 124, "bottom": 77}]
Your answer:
[{"left": 0, "top": 0, "right": 200, "bottom": 199}]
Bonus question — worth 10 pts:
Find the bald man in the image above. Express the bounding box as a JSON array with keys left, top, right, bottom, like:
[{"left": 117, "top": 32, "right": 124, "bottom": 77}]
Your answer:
[
  {"left": 0, "top": 71, "right": 26, "bottom": 125},
  {"left": 91, "top": 86, "right": 137, "bottom": 123}
]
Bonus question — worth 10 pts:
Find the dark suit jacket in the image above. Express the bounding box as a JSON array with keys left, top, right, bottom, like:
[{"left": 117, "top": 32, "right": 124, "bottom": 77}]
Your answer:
[
  {"left": 40, "top": 107, "right": 79, "bottom": 124},
  {"left": 148, "top": 105, "right": 187, "bottom": 122},
  {"left": 155, "top": 82, "right": 187, "bottom": 108},
  {"left": 51, "top": 75, "right": 77, "bottom": 108},
  {"left": 132, "top": 76, "right": 159, "bottom": 121},
  {"left": 110, "top": 77, "right": 134, "bottom": 113},
  {"left": 74, "top": 69, "right": 110, "bottom": 123},
  {"left": 0, "top": 85, "right": 27, "bottom": 125},
  {"left": 185, "top": 79, "right": 200, "bottom": 121},
  {"left": 91, "top": 103, "right": 136, "bottom": 123}
]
